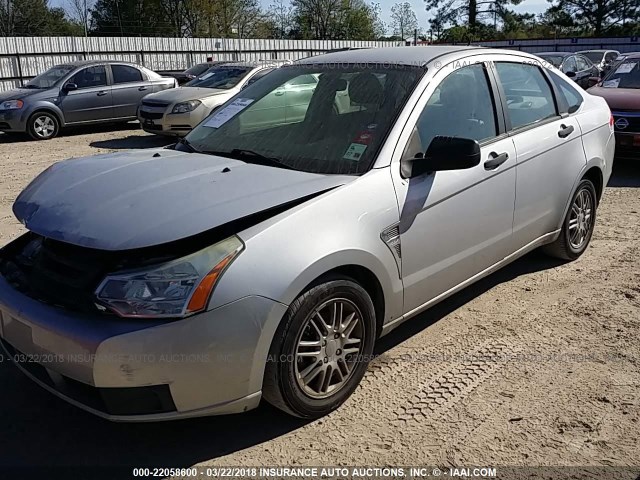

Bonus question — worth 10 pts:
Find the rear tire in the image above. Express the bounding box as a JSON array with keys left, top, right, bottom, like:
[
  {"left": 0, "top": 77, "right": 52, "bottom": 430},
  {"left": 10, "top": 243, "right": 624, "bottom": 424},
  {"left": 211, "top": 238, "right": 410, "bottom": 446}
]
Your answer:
[
  {"left": 27, "top": 111, "right": 60, "bottom": 140},
  {"left": 263, "top": 278, "right": 376, "bottom": 418},
  {"left": 543, "top": 179, "right": 597, "bottom": 260}
]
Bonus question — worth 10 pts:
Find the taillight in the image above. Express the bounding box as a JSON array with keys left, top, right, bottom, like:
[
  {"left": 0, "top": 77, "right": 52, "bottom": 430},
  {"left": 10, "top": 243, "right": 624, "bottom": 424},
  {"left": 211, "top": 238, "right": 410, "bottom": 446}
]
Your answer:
[{"left": 610, "top": 113, "right": 614, "bottom": 128}]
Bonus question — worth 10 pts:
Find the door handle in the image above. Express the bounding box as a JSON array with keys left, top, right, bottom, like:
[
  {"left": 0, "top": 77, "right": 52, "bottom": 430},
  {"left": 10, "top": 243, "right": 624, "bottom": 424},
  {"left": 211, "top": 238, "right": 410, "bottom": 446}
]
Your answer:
[
  {"left": 274, "top": 90, "right": 285, "bottom": 96},
  {"left": 138, "top": 86, "right": 148, "bottom": 91},
  {"left": 558, "top": 124, "right": 574, "bottom": 138},
  {"left": 484, "top": 152, "right": 509, "bottom": 170},
  {"left": 96, "top": 91, "right": 107, "bottom": 96}
]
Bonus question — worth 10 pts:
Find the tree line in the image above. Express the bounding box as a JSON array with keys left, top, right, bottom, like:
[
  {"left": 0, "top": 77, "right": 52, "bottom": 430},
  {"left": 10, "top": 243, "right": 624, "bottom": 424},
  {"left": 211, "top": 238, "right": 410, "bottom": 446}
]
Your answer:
[{"left": 0, "top": 0, "right": 638, "bottom": 40}]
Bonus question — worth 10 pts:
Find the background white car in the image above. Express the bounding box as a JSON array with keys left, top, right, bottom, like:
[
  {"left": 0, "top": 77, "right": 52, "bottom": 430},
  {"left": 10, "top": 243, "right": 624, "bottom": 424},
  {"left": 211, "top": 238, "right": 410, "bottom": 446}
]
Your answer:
[{"left": 137, "top": 61, "right": 289, "bottom": 136}]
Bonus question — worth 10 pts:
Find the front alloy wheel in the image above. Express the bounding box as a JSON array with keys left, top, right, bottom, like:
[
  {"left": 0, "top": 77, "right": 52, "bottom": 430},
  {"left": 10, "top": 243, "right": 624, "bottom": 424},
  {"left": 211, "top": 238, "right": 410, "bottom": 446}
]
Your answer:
[
  {"left": 28, "top": 112, "right": 59, "bottom": 140},
  {"left": 263, "top": 278, "right": 376, "bottom": 418}
]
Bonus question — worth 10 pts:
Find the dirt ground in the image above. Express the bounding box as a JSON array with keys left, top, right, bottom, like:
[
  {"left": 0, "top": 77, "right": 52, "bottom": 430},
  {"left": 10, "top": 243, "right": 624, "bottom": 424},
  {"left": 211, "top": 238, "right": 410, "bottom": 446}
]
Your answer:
[{"left": 0, "top": 126, "right": 638, "bottom": 474}]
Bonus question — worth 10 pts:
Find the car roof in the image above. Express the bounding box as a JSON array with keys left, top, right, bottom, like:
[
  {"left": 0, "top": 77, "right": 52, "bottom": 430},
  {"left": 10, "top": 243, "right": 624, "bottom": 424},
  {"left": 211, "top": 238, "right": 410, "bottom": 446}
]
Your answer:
[
  {"left": 577, "top": 49, "right": 616, "bottom": 53},
  {"left": 537, "top": 52, "right": 573, "bottom": 57},
  {"left": 295, "top": 46, "right": 488, "bottom": 66},
  {"left": 56, "top": 59, "right": 143, "bottom": 68}
]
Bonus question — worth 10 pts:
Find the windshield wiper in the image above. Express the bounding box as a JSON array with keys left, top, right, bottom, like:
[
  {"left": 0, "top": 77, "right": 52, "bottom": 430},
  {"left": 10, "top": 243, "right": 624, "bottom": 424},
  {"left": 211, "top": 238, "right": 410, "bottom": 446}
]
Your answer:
[
  {"left": 202, "top": 148, "right": 294, "bottom": 170},
  {"left": 175, "top": 137, "right": 200, "bottom": 153}
]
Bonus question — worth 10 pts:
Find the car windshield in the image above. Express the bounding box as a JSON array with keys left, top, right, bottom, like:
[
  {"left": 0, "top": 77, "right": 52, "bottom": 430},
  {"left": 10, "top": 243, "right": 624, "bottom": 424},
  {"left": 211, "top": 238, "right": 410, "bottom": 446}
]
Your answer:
[
  {"left": 538, "top": 55, "right": 564, "bottom": 68},
  {"left": 184, "top": 63, "right": 212, "bottom": 77},
  {"left": 183, "top": 64, "right": 424, "bottom": 175},
  {"left": 602, "top": 60, "right": 640, "bottom": 88},
  {"left": 23, "top": 64, "right": 75, "bottom": 89},
  {"left": 581, "top": 52, "right": 605, "bottom": 63},
  {"left": 184, "top": 66, "right": 252, "bottom": 89}
]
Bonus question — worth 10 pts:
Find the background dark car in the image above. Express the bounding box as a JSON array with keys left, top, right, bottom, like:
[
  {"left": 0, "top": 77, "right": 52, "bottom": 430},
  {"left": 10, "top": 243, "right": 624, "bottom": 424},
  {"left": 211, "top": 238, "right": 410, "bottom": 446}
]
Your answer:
[
  {"left": 588, "top": 52, "right": 640, "bottom": 159},
  {"left": 537, "top": 52, "right": 600, "bottom": 89},
  {"left": 158, "top": 61, "right": 228, "bottom": 85},
  {"left": 0, "top": 60, "right": 176, "bottom": 140}
]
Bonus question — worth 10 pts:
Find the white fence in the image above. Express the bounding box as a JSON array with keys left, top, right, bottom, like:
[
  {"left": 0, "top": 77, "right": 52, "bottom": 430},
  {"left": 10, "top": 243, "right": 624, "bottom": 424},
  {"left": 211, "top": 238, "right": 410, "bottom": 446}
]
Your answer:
[
  {"left": 470, "top": 36, "right": 640, "bottom": 54},
  {"left": 0, "top": 36, "right": 402, "bottom": 91}
]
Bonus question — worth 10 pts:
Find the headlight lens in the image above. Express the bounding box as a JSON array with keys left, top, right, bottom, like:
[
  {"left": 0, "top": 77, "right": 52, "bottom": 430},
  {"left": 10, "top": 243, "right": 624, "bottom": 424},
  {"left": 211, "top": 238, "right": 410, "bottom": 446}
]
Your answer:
[
  {"left": 95, "top": 236, "right": 243, "bottom": 318},
  {"left": 0, "top": 99, "right": 24, "bottom": 110},
  {"left": 171, "top": 100, "right": 201, "bottom": 114}
]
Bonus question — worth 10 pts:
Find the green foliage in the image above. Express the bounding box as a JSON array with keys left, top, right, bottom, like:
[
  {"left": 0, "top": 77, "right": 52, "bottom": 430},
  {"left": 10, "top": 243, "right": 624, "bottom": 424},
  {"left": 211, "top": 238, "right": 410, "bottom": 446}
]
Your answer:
[{"left": 0, "top": 0, "right": 83, "bottom": 36}]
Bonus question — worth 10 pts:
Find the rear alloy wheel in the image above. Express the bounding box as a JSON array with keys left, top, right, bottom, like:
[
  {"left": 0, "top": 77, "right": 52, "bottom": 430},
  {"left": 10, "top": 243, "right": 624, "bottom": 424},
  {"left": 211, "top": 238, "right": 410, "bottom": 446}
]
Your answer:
[
  {"left": 543, "top": 179, "right": 597, "bottom": 260},
  {"left": 27, "top": 112, "right": 59, "bottom": 140},
  {"left": 263, "top": 279, "right": 376, "bottom": 418}
]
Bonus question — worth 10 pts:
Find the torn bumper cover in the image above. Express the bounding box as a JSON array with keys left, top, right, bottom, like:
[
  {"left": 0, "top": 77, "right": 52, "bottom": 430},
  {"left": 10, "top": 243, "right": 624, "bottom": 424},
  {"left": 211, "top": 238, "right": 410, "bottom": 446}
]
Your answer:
[{"left": 0, "top": 274, "right": 287, "bottom": 421}]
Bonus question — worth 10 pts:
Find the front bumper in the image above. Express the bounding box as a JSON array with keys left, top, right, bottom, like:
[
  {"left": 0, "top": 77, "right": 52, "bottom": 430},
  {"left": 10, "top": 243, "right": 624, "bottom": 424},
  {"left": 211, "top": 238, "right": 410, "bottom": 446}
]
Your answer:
[
  {"left": 137, "top": 106, "right": 204, "bottom": 137},
  {"left": 0, "top": 275, "right": 287, "bottom": 421},
  {"left": 0, "top": 109, "right": 28, "bottom": 132}
]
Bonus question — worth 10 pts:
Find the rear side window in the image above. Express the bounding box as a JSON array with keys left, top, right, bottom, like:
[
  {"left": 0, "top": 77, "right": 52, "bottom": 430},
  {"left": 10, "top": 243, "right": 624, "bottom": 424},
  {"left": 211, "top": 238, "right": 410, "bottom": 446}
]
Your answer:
[
  {"left": 576, "top": 56, "right": 590, "bottom": 71},
  {"left": 246, "top": 68, "right": 275, "bottom": 86},
  {"left": 112, "top": 65, "right": 143, "bottom": 84},
  {"left": 605, "top": 52, "right": 618, "bottom": 63},
  {"left": 563, "top": 56, "right": 577, "bottom": 73},
  {"left": 549, "top": 71, "right": 583, "bottom": 112},
  {"left": 495, "top": 62, "right": 558, "bottom": 131}
]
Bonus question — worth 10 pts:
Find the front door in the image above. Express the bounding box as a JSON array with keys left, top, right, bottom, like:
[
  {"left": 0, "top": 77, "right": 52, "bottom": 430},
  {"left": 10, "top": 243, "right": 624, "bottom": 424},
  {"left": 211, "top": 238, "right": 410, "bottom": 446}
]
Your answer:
[
  {"left": 60, "top": 65, "right": 112, "bottom": 123},
  {"left": 391, "top": 60, "right": 517, "bottom": 314}
]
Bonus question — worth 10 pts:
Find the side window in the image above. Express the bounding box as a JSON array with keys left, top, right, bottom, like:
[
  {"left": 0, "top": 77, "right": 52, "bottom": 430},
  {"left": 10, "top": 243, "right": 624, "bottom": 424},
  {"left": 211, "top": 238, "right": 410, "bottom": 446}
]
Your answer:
[
  {"left": 575, "top": 56, "right": 589, "bottom": 71},
  {"left": 401, "top": 64, "right": 497, "bottom": 160},
  {"left": 112, "top": 65, "right": 143, "bottom": 84},
  {"left": 246, "top": 68, "right": 275, "bottom": 86},
  {"left": 495, "top": 62, "right": 558, "bottom": 131},
  {"left": 549, "top": 71, "right": 583, "bottom": 112},
  {"left": 605, "top": 52, "right": 618, "bottom": 63},
  {"left": 69, "top": 66, "right": 107, "bottom": 89},
  {"left": 286, "top": 74, "right": 317, "bottom": 86},
  {"left": 563, "top": 56, "right": 577, "bottom": 73}
]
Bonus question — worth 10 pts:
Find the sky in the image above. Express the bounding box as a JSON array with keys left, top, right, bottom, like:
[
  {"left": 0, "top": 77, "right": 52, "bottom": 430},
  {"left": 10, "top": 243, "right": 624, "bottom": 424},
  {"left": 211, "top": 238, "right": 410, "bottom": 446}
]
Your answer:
[{"left": 50, "top": 0, "right": 551, "bottom": 35}]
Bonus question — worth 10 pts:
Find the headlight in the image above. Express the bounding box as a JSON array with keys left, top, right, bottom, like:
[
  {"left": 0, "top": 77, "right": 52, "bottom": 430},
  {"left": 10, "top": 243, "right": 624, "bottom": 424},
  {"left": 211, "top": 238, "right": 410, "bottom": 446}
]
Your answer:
[
  {"left": 0, "top": 99, "right": 24, "bottom": 110},
  {"left": 171, "top": 100, "right": 201, "bottom": 114},
  {"left": 95, "top": 236, "right": 243, "bottom": 318}
]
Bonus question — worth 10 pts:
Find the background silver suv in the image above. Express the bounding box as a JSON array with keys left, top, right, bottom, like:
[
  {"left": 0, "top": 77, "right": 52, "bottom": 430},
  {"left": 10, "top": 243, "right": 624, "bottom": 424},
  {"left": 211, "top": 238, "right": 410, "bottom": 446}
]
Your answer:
[{"left": 0, "top": 60, "right": 176, "bottom": 140}]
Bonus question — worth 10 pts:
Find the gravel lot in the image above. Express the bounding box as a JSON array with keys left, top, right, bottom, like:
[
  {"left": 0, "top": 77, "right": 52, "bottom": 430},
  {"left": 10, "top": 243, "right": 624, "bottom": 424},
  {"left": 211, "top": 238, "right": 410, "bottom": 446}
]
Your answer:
[{"left": 0, "top": 126, "right": 638, "bottom": 474}]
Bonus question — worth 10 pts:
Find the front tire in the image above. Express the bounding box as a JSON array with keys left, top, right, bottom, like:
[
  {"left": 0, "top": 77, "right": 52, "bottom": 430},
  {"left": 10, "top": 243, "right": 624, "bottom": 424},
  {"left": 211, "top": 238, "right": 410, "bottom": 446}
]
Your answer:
[
  {"left": 27, "top": 111, "right": 60, "bottom": 140},
  {"left": 543, "top": 179, "right": 597, "bottom": 260},
  {"left": 263, "top": 278, "right": 376, "bottom": 418}
]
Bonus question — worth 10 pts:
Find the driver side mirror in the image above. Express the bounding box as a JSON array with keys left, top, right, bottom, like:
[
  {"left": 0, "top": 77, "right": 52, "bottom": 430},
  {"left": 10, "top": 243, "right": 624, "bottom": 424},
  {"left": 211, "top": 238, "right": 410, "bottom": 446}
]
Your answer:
[
  {"left": 565, "top": 71, "right": 577, "bottom": 78},
  {"left": 63, "top": 83, "right": 78, "bottom": 91},
  {"left": 401, "top": 136, "right": 481, "bottom": 179}
]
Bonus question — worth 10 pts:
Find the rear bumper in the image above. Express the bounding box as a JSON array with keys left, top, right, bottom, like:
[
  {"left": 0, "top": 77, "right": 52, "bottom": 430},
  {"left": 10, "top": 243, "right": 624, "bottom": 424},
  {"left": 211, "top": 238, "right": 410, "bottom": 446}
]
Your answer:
[{"left": 0, "top": 275, "right": 287, "bottom": 421}]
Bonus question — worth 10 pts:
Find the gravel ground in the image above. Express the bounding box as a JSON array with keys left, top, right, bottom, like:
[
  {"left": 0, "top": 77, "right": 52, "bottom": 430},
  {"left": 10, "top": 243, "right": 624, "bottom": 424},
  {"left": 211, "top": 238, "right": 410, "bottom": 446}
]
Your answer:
[{"left": 0, "top": 126, "right": 638, "bottom": 474}]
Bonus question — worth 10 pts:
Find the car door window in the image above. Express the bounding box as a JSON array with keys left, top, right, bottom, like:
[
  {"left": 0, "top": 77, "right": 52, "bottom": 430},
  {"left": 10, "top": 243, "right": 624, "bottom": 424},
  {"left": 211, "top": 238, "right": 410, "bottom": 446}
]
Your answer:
[
  {"left": 549, "top": 71, "right": 583, "bottom": 113},
  {"left": 494, "top": 62, "right": 558, "bottom": 131},
  {"left": 401, "top": 63, "right": 498, "bottom": 160},
  {"left": 111, "top": 65, "right": 144, "bottom": 84},
  {"left": 562, "top": 56, "right": 577, "bottom": 74},
  {"left": 69, "top": 66, "right": 107, "bottom": 89},
  {"left": 575, "top": 56, "right": 590, "bottom": 72},
  {"left": 605, "top": 52, "right": 618, "bottom": 63}
]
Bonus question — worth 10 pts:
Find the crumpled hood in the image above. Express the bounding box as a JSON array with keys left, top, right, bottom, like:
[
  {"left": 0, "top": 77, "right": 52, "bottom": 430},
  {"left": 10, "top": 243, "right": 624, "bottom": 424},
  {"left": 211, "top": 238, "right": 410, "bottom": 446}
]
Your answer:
[
  {"left": 13, "top": 149, "right": 353, "bottom": 251},
  {"left": 143, "top": 86, "right": 230, "bottom": 104},
  {"left": 588, "top": 86, "right": 640, "bottom": 110}
]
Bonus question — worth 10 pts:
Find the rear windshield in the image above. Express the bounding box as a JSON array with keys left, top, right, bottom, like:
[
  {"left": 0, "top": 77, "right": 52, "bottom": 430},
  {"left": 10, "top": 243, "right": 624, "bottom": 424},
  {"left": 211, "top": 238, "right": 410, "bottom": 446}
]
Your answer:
[
  {"left": 538, "top": 55, "right": 564, "bottom": 68},
  {"left": 185, "top": 67, "right": 252, "bottom": 89},
  {"left": 184, "top": 63, "right": 211, "bottom": 77},
  {"left": 602, "top": 60, "right": 640, "bottom": 89},
  {"left": 581, "top": 52, "right": 605, "bottom": 63}
]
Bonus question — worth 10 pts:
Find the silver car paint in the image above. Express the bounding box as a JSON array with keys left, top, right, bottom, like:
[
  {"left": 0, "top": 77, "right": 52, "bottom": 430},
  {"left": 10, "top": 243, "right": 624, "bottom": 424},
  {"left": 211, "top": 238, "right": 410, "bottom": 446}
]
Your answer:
[
  {"left": 0, "top": 47, "right": 614, "bottom": 420},
  {"left": 13, "top": 149, "right": 354, "bottom": 250}
]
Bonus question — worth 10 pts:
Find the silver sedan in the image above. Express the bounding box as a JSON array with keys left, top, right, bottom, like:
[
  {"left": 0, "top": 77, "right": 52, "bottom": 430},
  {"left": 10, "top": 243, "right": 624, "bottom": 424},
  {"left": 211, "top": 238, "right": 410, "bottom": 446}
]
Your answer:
[{"left": 0, "top": 46, "right": 614, "bottom": 420}]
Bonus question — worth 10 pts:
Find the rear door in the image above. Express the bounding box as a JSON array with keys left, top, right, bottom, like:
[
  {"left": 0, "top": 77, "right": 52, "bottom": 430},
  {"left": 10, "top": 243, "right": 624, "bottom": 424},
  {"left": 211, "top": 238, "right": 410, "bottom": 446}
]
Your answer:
[
  {"left": 492, "top": 59, "right": 585, "bottom": 249},
  {"left": 109, "top": 64, "right": 151, "bottom": 118},
  {"left": 60, "top": 65, "right": 112, "bottom": 123}
]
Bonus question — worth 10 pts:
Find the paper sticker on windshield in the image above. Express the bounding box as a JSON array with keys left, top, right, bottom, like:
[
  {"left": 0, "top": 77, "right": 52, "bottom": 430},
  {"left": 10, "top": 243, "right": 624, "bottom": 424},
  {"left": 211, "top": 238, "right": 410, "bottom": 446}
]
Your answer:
[
  {"left": 343, "top": 143, "right": 367, "bottom": 161},
  {"left": 603, "top": 78, "right": 621, "bottom": 88},
  {"left": 198, "top": 72, "right": 214, "bottom": 80},
  {"left": 203, "top": 98, "right": 254, "bottom": 128},
  {"left": 615, "top": 63, "right": 637, "bottom": 74}
]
